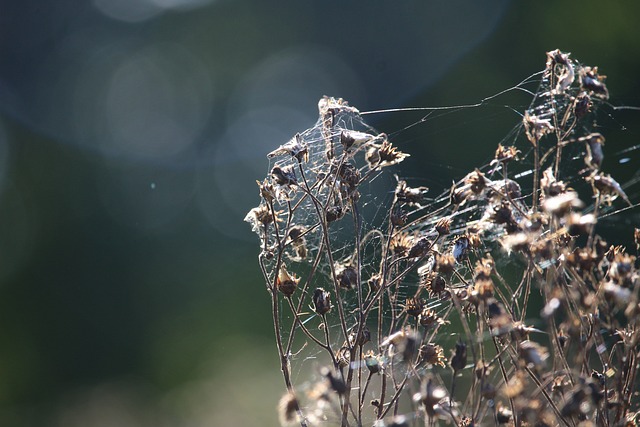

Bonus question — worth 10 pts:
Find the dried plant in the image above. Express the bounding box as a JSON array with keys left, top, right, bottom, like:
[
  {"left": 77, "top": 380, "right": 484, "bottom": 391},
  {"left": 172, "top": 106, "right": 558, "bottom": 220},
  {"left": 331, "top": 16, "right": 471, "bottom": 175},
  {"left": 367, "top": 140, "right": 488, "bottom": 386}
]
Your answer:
[{"left": 246, "top": 50, "right": 640, "bottom": 427}]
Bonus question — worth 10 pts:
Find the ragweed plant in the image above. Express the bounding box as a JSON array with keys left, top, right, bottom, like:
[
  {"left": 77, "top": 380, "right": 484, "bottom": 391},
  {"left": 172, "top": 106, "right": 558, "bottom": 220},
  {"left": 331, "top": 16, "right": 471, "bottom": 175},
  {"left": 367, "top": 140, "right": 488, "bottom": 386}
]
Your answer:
[{"left": 246, "top": 50, "right": 640, "bottom": 427}]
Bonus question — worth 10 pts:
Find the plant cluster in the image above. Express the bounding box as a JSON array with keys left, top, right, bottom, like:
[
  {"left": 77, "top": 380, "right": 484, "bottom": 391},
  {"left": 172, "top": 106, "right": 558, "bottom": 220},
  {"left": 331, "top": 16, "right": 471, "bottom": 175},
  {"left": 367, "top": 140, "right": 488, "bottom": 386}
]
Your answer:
[{"left": 246, "top": 50, "right": 640, "bottom": 427}]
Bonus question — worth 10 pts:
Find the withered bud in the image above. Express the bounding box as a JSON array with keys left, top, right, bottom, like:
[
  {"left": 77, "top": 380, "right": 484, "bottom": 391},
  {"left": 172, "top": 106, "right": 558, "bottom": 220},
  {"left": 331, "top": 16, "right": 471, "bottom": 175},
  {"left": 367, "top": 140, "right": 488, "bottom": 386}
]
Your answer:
[
  {"left": 546, "top": 49, "right": 574, "bottom": 94},
  {"left": 450, "top": 182, "right": 470, "bottom": 205},
  {"left": 588, "top": 173, "right": 631, "bottom": 206},
  {"left": 408, "top": 237, "right": 431, "bottom": 259},
  {"left": 404, "top": 297, "right": 425, "bottom": 317},
  {"left": 349, "top": 325, "right": 371, "bottom": 346},
  {"left": 256, "top": 178, "right": 276, "bottom": 202},
  {"left": 268, "top": 133, "right": 309, "bottom": 163},
  {"left": 288, "top": 225, "right": 305, "bottom": 243},
  {"left": 320, "top": 366, "right": 347, "bottom": 395},
  {"left": 579, "top": 66, "right": 609, "bottom": 99},
  {"left": 390, "top": 232, "right": 414, "bottom": 256},
  {"left": 418, "top": 308, "right": 447, "bottom": 329},
  {"left": 271, "top": 165, "right": 297, "bottom": 186},
  {"left": 337, "top": 162, "right": 361, "bottom": 191},
  {"left": 374, "top": 138, "right": 409, "bottom": 168},
  {"left": 467, "top": 232, "right": 482, "bottom": 248},
  {"left": 435, "top": 217, "right": 452, "bottom": 235},
  {"left": 418, "top": 343, "right": 446, "bottom": 367},
  {"left": 364, "top": 351, "right": 382, "bottom": 374},
  {"left": 494, "top": 143, "right": 520, "bottom": 164},
  {"left": 396, "top": 180, "right": 429, "bottom": 206},
  {"left": 450, "top": 340, "right": 467, "bottom": 373},
  {"left": 474, "top": 257, "right": 494, "bottom": 281},
  {"left": 510, "top": 322, "right": 544, "bottom": 342},
  {"left": 326, "top": 205, "right": 345, "bottom": 223},
  {"left": 574, "top": 92, "right": 592, "bottom": 119},
  {"left": 579, "top": 133, "right": 605, "bottom": 170},
  {"left": 422, "top": 273, "right": 446, "bottom": 297},
  {"left": 540, "top": 167, "right": 566, "bottom": 197},
  {"left": 318, "top": 96, "right": 359, "bottom": 115},
  {"left": 245, "top": 204, "right": 278, "bottom": 230},
  {"left": 276, "top": 266, "right": 299, "bottom": 297},
  {"left": 523, "top": 112, "right": 554, "bottom": 146},
  {"left": 312, "top": 288, "right": 332, "bottom": 315},
  {"left": 501, "top": 232, "right": 531, "bottom": 254},
  {"left": 336, "top": 263, "right": 358, "bottom": 289},
  {"left": 365, "top": 145, "right": 381, "bottom": 168},
  {"left": 474, "top": 278, "right": 494, "bottom": 300},
  {"left": 340, "top": 130, "right": 373, "bottom": 151}
]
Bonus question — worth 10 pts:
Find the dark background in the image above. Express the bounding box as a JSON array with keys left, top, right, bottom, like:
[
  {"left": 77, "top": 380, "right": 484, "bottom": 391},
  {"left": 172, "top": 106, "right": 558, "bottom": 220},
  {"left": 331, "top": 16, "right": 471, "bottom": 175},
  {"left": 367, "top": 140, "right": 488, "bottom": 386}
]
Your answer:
[{"left": 0, "top": 1, "right": 638, "bottom": 426}]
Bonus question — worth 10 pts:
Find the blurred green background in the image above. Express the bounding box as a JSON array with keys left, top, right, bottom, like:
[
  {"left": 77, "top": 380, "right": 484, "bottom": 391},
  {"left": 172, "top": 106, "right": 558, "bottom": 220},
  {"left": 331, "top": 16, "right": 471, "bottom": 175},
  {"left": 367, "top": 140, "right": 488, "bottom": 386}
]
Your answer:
[{"left": 0, "top": 1, "right": 638, "bottom": 426}]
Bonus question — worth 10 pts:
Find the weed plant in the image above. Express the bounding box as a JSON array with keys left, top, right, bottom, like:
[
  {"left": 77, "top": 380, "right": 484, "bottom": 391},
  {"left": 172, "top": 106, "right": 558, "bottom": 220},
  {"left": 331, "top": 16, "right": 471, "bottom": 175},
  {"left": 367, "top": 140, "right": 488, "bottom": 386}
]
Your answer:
[{"left": 246, "top": 50, "right": 640, "bottom": 426}]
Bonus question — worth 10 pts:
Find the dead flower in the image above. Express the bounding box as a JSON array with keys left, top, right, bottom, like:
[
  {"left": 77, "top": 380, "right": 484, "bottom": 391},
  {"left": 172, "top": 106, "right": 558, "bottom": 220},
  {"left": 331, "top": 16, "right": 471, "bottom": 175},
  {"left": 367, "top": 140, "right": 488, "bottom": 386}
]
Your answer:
[
  {"left": 367, "top": 137, "right": 410, "bottom": 169},
  {"left": 418, "top": 343, "right": 446, "bottom": 368},
  {"left": 276, "top": 265, "right": 300, "bottom": 297},
  {"left": 523, "top": 112, "right": 554, "bottom": 145},
  {"left": 579, "top": 66, "right": 609, "bottom": 99},
  {"left": 312, "top": 288, "right": 332, "bottom": 315},
  {"left": 268, "top": 133, "right": 309, "bottom": 163},
  {"left": 404, "top": 297, "right": 426, "bottom": 317},
  {"left": 587, "top": 172, "right": 631, "bottom": 206},
  {"left": 271, "top": 164, "right": 297, "bottom": 186},
  {"left": 395, "top": 179, "right": 429, "bottom": 206},
  {"left": 579, "top": 133, "right": 605, "bottom": 170}
]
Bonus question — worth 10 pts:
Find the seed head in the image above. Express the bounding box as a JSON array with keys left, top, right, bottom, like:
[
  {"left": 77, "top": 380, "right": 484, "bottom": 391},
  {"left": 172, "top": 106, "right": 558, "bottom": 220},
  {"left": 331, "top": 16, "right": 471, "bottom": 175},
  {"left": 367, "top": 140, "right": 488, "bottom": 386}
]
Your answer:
[
  {"left": 404, "top": 297, "right": 425, "bottom": 317},
  {"left": 418, "top": 308, "right": 447, "bottom": 329},
  {"left": 435, "top": 217, "right": 452, "bottom": 235},
  {"left": 418, "top": 343, "right": 446, "bottom": 368}
]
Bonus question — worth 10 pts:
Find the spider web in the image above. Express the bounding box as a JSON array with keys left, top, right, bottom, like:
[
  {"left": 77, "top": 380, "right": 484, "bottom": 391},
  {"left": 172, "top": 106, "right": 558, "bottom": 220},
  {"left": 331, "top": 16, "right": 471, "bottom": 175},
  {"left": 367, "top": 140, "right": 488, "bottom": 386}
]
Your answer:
[{"left": 245, "top": 50, "right": 640, "bottom": 426}]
